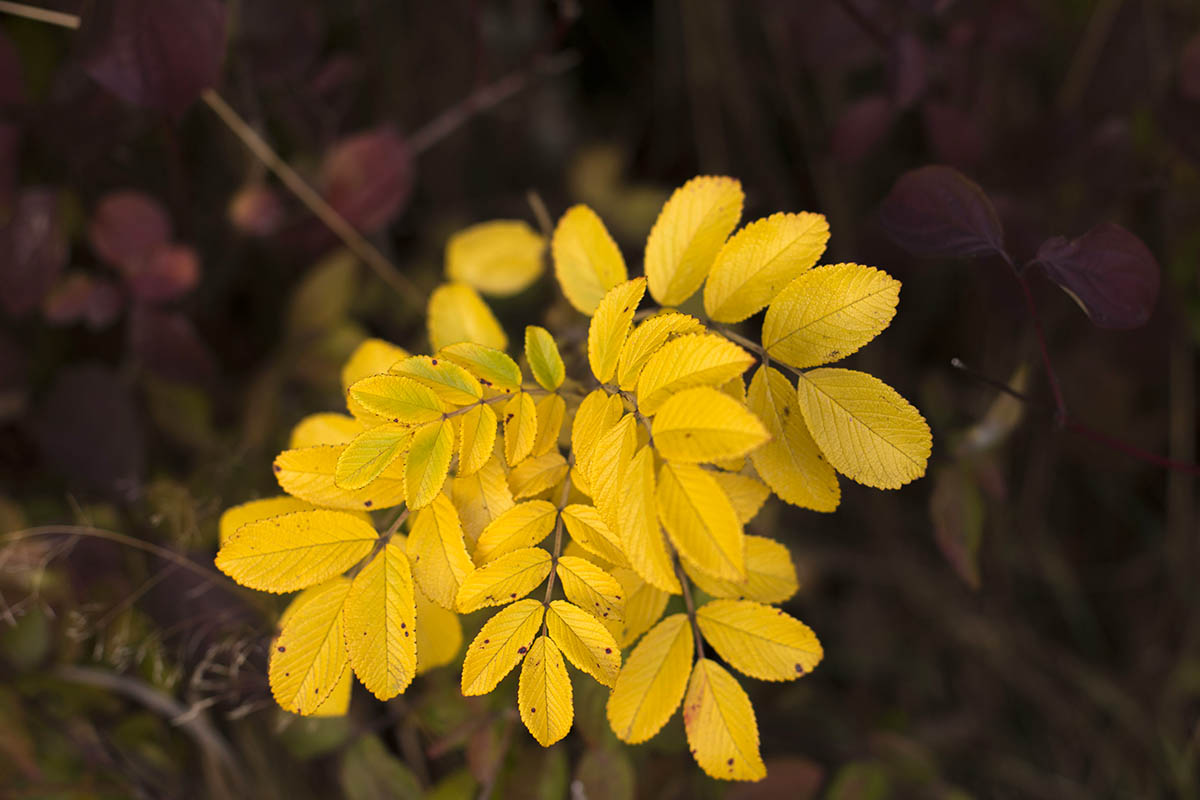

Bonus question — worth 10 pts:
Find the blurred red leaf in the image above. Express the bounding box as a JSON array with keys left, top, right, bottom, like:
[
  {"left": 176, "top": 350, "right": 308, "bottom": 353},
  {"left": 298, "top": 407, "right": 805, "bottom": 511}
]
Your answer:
[
  {"left": 832, "top": 95, "right": 894, "bottom": 164},
  {"left": 129, "top": 308, "right": 215, "bottom": 383},
  {"left": 320, "top": 126, "right": 413, "bottom": 233},
  {"left": 79, "top": 0, "right": 227, "bottom": 115},
  {"left": 1033, "top": 223, "right": 1160, "bottom": 330},
  {"left": 127, "top": 243, "right": 200, "bottom": 303},
  {"left": 228, "top": 183, "right": 286, "bottom": 237},
  {"left": 43, "top": 272, "right": 124, "bottom": 328},
  {"left": 879, "top": 165, "right": 1005, "bottom": 259},
  {"left": 0, "top": 188, "right": 68, "bottom": 317},
  {"left": 1179, "top": 32, "right": 1200, "bottom": 103},
  {"left": 88, "top": 190, "right": 172, "bottom": 270},
  {"left": 921, "top": 101, "right": 984, "bottom": 167}
]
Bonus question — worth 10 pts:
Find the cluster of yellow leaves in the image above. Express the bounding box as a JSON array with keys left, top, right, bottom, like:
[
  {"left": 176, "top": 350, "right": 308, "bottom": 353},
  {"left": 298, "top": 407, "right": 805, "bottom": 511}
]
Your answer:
[{"left": 215, "top": 175, "right": 931, "bottom": 782}]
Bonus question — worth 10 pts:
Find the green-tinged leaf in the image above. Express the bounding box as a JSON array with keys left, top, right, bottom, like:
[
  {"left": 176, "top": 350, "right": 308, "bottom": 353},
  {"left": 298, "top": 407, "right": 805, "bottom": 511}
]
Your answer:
[{"left": 525, "top": 326, "right": 565, "bottom": 391}]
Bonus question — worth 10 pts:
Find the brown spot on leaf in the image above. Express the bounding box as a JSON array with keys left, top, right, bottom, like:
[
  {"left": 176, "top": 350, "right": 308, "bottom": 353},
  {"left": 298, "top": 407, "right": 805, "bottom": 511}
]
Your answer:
[{"left": 518, "top": 646, "right": 527, "bottom": 654}]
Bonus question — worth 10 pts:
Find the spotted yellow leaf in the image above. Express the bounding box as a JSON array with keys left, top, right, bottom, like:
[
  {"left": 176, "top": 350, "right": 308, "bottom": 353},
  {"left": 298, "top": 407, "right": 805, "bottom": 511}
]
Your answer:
[
  {"left": 461, "top": 598, "right": 544, "bottom": 695},
  {"left": 657, "top": 462, "right": 744, "bottom": 581},
  {"left": 555, "top": 555, "right": 624, "bottom": 624},
  {"left": 218, "top": 496, "right": 317, "bottom": 547},
  {"left": 474, "top": 500, "right": 557, "bottom": 564},
  {"left": 606, "top": 614, "right": 693, "bottom": 743},
  {"left": 616, "top": 312, "right": 703, "bottom": 390},
  {"left": 409, "top": 493, "right": 474, "bottom": 609},
  {"left": 710, "top": 472, "right": 770, "bottom": 524},
  {"left": 335, "top": 423, "right": 413, "bottom": 490},
  {"left": 552, "top": 204, "right": 628, "bottom": 314},
  {"left": 616, "top": 446, "right": 680, "bottom": 593},
  {"left": 561, "top": 503, "right": 629, "bottom": 568},
  {"left": 635, "top": 334, "right": 755, "bottom": 415},
  {"left": 651, "top": 387, "right": 769, "bottom": 463},
  {"left": 289, "top": 413, "right": 362, "bottom": 449},
  {"left": 683, "top": 535, "right": 798, "bottom": 604},
  {"left": 508, "top": 451, "right": 569, "bottom": 499},
  {"left": 587, "top": 278, "right": 646, "bottom": 384},
  {"left": 518, "top": 635, "right": 573, "bottom": 746},
  {"left": 524, "top": 326, "right": 565, "bottom": 391},
  {"left": 269, "top": 578, "right": 352, "bottom": 715},
  {"left": 503, "top": 392, "right": 537, "bottom": 466},
  {"left": 448, "top": 455, "right": 514, "bottom": 549},
  {"left": 439, "top": 342, "right": 522, "bottom": 392},
  {"left": 343, "top": 540, "right": 416, "bottom": 700},
  {"left": 274, "top": 445, "right": 406, "bottom": 511},
  {"left": 532, "top": 393, "right": 565, "bottom": 457},
  {"left": 349, "top": 375, "right": 444, "bottom": 425},
  {"left": 609, "top": 568, "right": 670, "bottom": 648},
  {"left": 456, "top": 403, "right": 497, "bottom": 477},
  {"left": 545, "top": 600, "right": 622, "bottom": 687},
  {"left": 644, "top": 176, "right": 743, "bottom": 306},
  {"left": 446, "top": 220, "right": 545, "bottom": 297},
  {"left": 427, "top": 282, "right": 508, "bottom": 351},
  {"left": 695, "top": 599, "right": 823, "bottom": 681},
  {"left": 311, "top": 668, "right": 352, "bottom": 717},
  {"left": 455, "top": 547, "right": 552, "bottom": 613},
  {"left": 683, "top": 659, "right": 765, "bottom": 781},
  {"left": 390, "top": 355, "right": 482, "bottom": 405}
]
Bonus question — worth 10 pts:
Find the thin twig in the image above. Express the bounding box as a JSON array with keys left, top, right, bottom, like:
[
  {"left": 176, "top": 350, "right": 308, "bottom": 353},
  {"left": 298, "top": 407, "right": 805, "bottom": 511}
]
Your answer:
[
  {"left": 1012, "top": 269, "right": 1068, "bottom": 424},
  {"left": 675, "top": 558, "right": 706, "bottom": 661},
  {"left": 0, "top": 0, "right": 78, "bottom": 27}
]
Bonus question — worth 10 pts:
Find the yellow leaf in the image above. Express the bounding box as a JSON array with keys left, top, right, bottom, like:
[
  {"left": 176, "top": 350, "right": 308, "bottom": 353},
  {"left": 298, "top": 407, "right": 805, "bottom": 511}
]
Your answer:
[
  {"left": 274, "top": 445, "right": 406, "bottom": 511},
  {"left": 555, "top": 555, "right": 624, "bottom": 624},
  {"left": 616, "top": 312, "right": 703, "bottom": 391},
  {"left": 428, "top": 282, "right": 508, "bottom": 352},
  {"left": 508, "top": 451, "right": 569, "bottom": 499},
  {"left": 746, "top": 366, "right": 839, "bottom": 511},
  {"left": 455, "top": 547, "right": 552, "bottom": 613},
  {"left": 349, "top": 375, "right": 445, "bottom": 424},
  {"left": 269, "top": 578, "right": 352, "bottom": 715},
  {"left": 616, "top": 446, "right": 680, "bottom": 593},
  {"left": 461, "top": 598, "right": 544, "bottom": 695},
  {"left": 606, "top": 613, "right": 693, "bottom": 743},
  {"left": 448, "top": 456, "right": 515, "bottom": 552},
  {"left": 524, "top": 326, "right": 565, "bottom": 391},
  {"left": 216, "top": 510, "right": 377, "bottom": 593},
  {"left": 644, "top": 176, "right": 743, "bottom": 306},
  {"left": 561, "top": 503, "right": 630, "bottom": 568},
  {"left": 335, "top": 423, "right": 413, "bottom": 490},
  {"left": 439, "top": 342, "right": 522, "bottom": 392},
  {"left": 344, "top": 540, "right": 417, "bottom": 700},
  {"left": 684, "top": 535, "right": 798, "bottom": 604},
  {"left": 657, "top": 462, "right": 744, "bottom": 581},
  {"left": 703, "top": 212, "right": 829, "bottom": 323},
  {"left": 415, "top": 584, "right": 462, "bottom": 674},
  {"left": 409, "top": 493, "right": 474, "bottom": 609},
  {"left": 546, "top": 600, "right": 622, "bottom": 687},
  {"left": 609, "top": 567, "right": 670, "bottom": 648},
  {"left": 519, "top": 635, "right": 573, "bottom": 746},
  {"left": 571, "top": 390, "right": 624, "bottom": 491},
  {"left": 289, "top": 413, "right": 362, "bottom": 449},
  {"left": 456, "top": 403, "right": 497, "bottom": 477},
  {"left": 532, "top": 393, "right": 565, "bottom": 457},
  {"left": 587, "top": 278, "right": 646, "bottom": 384},
  {"left": 695, "top": 599, "right": 823, "bottom": 681},
  {"left": 405, "top": 419, "right": 455, "bottom": 509},
  {"left": 311, "top": 668, "right": 352, "bottom": 717},
  {"left": 218, "top": 496, "right": 316, "bottom": 547},
  {"left": 636, "top": 334, "right": 755, "bottom": 416},
  {"left": 473, "top": 500, "right": 557, "bottom": 564},
  {"left": 390, "top": 355, "right": 482, "bottom": 406},
  {"left": 682, "top": 659, "right": 765, "bottom": 781},
  {"left": 710, "top": 472, "right": 770, "bottom": 524},
  {"left": 590, "top": 414, "right": 639, "bottom": 533},
  {"left": 341, "top": 337, "right": 411, "bottom": 394},
  {"left": 503, "top": 392, "right": 538, "bottom": 466},
  {"left": 762, "top": 263, "right": 900, "bottom": 368},
  {"left": 446, "top": 220, "right": 545, "bottom": 297},
  {"left": 552, "top": 204, "right": 628, "bottom": 314},
  {"left": 651, "top": 387, "right": 769, "bottom": 463},
  {"left": 795, "top": 368, "right": 931, "bottom": 489}
]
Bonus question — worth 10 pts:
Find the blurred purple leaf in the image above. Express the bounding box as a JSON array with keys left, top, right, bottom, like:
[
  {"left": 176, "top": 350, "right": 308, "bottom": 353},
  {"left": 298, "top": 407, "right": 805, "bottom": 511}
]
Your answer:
[
  {"left": 236, "top": 0, "right": 323, "bottom": 87},
  {"left": 129, "top": 308, "right": 215, "bottom": 383},
  {"left": 1179, "top": 32, "right": 1200, "bottom": 103},
  {"left": 88, "top": 190, "right": 172, "bottom": 270},
  {"left": 0, "top": 188, "right": 68, "bottom": 317},
  {"left": 1033, "top": 223, "right": 1160, "bottom": 330},
  {"left": 34, "top": 364, "right": 144, "bottom": 500},
  {"left": 831, "top": 95, "right": 894, "bottom": 164},
  {"left": 228, "top": 182, "right": 286, "bottom": 237},
  {"left": 921, "top": 101, "right": 984, "bottom": 167},
  {"left": 320, "top": 126, "right": 413, "bottom": 233},
  {"left": 127, "top": 244, "right": 200, "bottom": 303},
  {"left": 929, "top": 466, "right": 983, "bottom": 589},
  {"left": 889, "top": 33, "right": 927, "bottom": 109},
  {"left": 879, "top": 165, "right": 1005, "bottom": 259},
  {"left": 79, "top": 0, "right": 227, "bottom": 115},
  {"left": 43, "top": 272, "right": 124, "bottom": 329}
]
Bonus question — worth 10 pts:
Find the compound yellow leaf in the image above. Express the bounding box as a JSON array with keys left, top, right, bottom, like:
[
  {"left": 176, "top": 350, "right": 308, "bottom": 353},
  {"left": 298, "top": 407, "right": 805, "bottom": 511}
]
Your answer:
[
  {"left": 644, "top": 176, "right": 743, "bottom": 306},
  {"left": 439, "top": 342, "right": 522, "bottom": 392},
  {"left": 274, "top": 445, "right": 406, "bottom": 511},
  {"left": 703, "top": 212, "right": 830, "bottom": 323},
  {"left": 546, "top": 600, "right": 622, "bottom": 687},
  {"left": 657, "top": 462, "right": 744, "bottom": 581},
  {"left": 270, "top": 578, "right": 352, "bottom": 716},
  {"left": 341, "top": 338, "right": 411, "bottom": 394},
  {"left": 428, "top": 283, "right": 508, "bottom": 351},
  {"left": 390, "top": 355, "right": 482, "bottom": 406},
  {"left": 696, "top": 599, "right": 823, "bottom": 681},
  {"left": 590, "top": 414, "right": 639, "bottom": 533},
  {"left": 651, "top": 387, "right": 769, "bottom": 463},
  {"left": 556, "top": 555, "right": 624, "bottom": 624},
  {"left": 446, "top": 220, "right": 545, "bottom": 297},
  {"left": 795, "top": 368, "right": 931, "bottom": 489},
  {"left": 448, "top": 455, "right": 514, "bottom": 550},
  {"left": 456, "top": 403, "right": 498, "bottom": 477},
  {"left": 409, "top": 493, "right": 474, "bottom": 609},
  {"left": 344, "top": 540, "right": 417, "bottom": 700},
  {"left": 508, "top": 451, "right": 569, "bottom": 499},
  {"left": 616, "top": 312, "right": 704, "bottom": 391},
  {"left": 762, "top": 263, "right": 900, "bottom": 368},
  {"left": 335, "top": 423, "right": 413, "bottom": 490},
  {"left": 455, "top": 547, "right": 552, "bottom": 613},
  {"left": 415, "top": 584, "right": 462, "bottom": 674},
  {"left": 474, "top": 500, "right": 557, "bottom": 564},
  {"left": 683, "top": 535, "right": 798, "bottom": 604},
  {"left": 571, "top": 390, "right": 624, "bottom": 492},
  {"left": 532, "top": 392, "right": 565, "bottom": 457},
  {"left": 503, "top": 392, "right": 538, "bottom": 466},
  {"left": 461, "top": 598, "right": 544, "bottom": 696},
  {"left": 747, "top": 366, "right": 840, "bottom": 512},
  {"left": 216, "top": 510, "right": 377, "bottom": 593},
  {"left": 406, "top": 420, "right": 455, "bottom": 509},
  {"left": 552, "top": 204, "right": 628, "bottom": 314},
  {"left": 710, "top": 472, "right": 770, "bottom": 524},
  {"left": 349, "top": 375, "right": 445, "bottom": 425},
  {"left": 219, "top": 496, "right": 317, "bottom": 547},
  {"left": 606, "top": 613, "right": 693, "bottom": 743},
  {"left": 609, "top": 568, "right": 670, "bottom": 648},
  {"left": 524, "top": 326, "right": 565, "bottom": 391},
  {"left": 519, "top": 635, "right": 573, "bottom": 747},
  {"left": 683, "top": 659, "right": 765, "bottom": 781},
  {"left": 587, "top": 278, "right": 646, "bottom": 384},
  {"left": 616, "top": 446, "right": 680, "bottom": 593},
  {"left": 561, "top": 503, "right": 629, "bottom": 568},
  {"left": 636, "top": 334, "right": 755, "bottom": 416},
  {"left": 289, "top": 413, "right": 362, "bottom": 449}
]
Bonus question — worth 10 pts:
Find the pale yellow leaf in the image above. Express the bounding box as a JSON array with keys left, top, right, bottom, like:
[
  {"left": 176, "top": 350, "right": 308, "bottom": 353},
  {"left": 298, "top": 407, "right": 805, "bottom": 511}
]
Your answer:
[
  {"left": 448, "top": 455, "right": 514, "bottom": 550},
  {"left": 455, "top": 547, "right": 552, "bottom": 613},
  {"left": 683, "top": 659, "right": 765, "bottom": 781},
  {"left": 524, "top": 326, "right": 565, "bottom": 391},
  {"left": 703, "top": 211, "right": 829, "bottom": 323},
  {"left": 651, "top": 387, "right": 769, "bottom": 463},
  {"left": 409, "top": 493, "right": 474, "bottom": 609},
  {"left": 473, "top": 500, "right": 557, "bottom": 564},
  {"left": 502, "top": 392, "right": 538, "bottom": 467},
  {"left": 335, "top": 423, "right": 413, "bottom": 490},
  {"left": 561, "top": 503, "right": 630, "bottom": 568},
  {"left": 508, "top": 451, "right": 569, "bottom": 499},
  {"left": 608, "top": 568, "right": 669, "bottom": 648},
  {"left": 552, "top": 204, "right": 628, "bottom": 314},
  {"left": 616, "top": 446, "right": 680, "bottom": 593},
  {"left": 795, "top": 368, "right": 931, "bottom": 489},
  {"left": 415, "top": 584, "right": 462, "bottom": 674},
  {"left": 461, "top": 598, "right": 544, "bottom": 695},
  {"left": 636, "top": 333, "right": 755, "bottom": 416},
  {"left": 684, "top": 535, "right": 798, "bottom": 604},
  {"left": 341, "top": 338, "right": 411, "bottom": 394},
  {"left": 589, "top": 414, "right": 639, "bottom": 533},
  {"left": 606, "top": 614, "right": 693, "bottom": 743},
  {"left": 390, "top": 355, "right": 482, "bottom": 406},
  {"left": 532, "top": 393, "right": 565, "bottom": 457},
  {"left": 616, "top": 312, "right": 703, "bottom": 391},
  {"left": 587, "top": 278, "right": 646, "bottom": 384},
  {"left": 571, "top": 389, "right": 624, "bottom": 492},
  {"left": 545, "top": 600, "right": 622, "bottom": 687},
  {"left": 446, "top": 220, "right": 545, "bottom": 297},
  {"left": 274, "top": 445, "right": 406, "bottom": 511},
  {"left": 555, "top": 555, "right": 624, "bottom": 624},
  {"left": 696, "top": 599, "right": 823, "bottom": 681},
  {"left": 428, "top": 283, "right": 508, "bottom": 352},
  {"left": 269, "top": 578, "right": 352, "bottom": 715},
  {"left": 710, "top": 472, "right": 770, "bottom": 524},
  {"left": 405, "top": 419, "right": 455, "bottom": 509},
  {"left": 343, "top": 540, "right": 417, "bottom": 700},
  {"left": 349, "top": 375, "right": 444, "bottom": 424},
  {"left": 456, "top": 403, "right": 497, "bottom": 477},
  {"left": 645, "top": 176, "right": 743, "bottom": 306},
  {"left": 519, "top": 635, "right": 574, "bottom": 746},
  {"left": 657, "top": 462, "right": 744, "bottom": 581},
  {"left": 439, "top": 342, "right": 522, "bottom": 392},
  {"left": 218, "top": 496, "right": 317, "bottom": 547},
  {"left": 289, "top": 413, "right": 362, "bottom": 449}
]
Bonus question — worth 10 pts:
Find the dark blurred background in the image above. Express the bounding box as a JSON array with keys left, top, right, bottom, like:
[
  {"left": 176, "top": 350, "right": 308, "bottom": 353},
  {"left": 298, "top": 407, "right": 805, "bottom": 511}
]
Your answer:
[{"left": 2, "top": 0, "right": 1199, "bottom": 797}]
